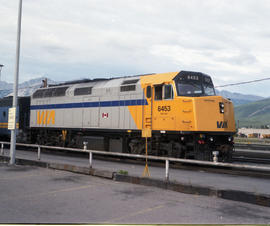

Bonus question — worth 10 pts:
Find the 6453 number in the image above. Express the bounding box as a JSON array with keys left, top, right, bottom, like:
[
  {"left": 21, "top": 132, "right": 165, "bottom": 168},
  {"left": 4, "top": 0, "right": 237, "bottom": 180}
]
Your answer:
[{"left": 158, "top": 106, "right": 171, "bottom": 112}]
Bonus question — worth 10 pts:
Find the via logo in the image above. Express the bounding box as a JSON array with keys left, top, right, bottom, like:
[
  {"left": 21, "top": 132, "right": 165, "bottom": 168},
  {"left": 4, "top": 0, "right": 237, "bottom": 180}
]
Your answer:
[
  {"left": 217, "top": 121, "right": 228, "bottom": 128},
  {"left": 37, "top": 110, "right": 55, "bottom": 125}
]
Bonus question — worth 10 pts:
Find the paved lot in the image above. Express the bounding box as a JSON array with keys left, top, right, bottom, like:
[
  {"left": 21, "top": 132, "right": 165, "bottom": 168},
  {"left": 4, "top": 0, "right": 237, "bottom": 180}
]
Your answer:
[
  {"left": 2, "top": 148, "right": 270, "bottom": 196},
  {"left": 0, "top": 163, "right": 269, "bottom": 224}
]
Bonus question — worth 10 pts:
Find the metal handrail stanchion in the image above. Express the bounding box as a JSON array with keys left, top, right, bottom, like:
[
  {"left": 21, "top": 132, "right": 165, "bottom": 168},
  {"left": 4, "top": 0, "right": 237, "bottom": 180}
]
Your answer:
[
  {"left": 1, "top": 143, "right": 4, "bottom": 155},
  {"left": 165, "top": 159, "right": 169, "bottom": 181},
  {"left": 89, "top": 151, "right": 93, "bottom": 168},
  {"left": 37, "top": 145, "right": 41, "bottom": 160}
]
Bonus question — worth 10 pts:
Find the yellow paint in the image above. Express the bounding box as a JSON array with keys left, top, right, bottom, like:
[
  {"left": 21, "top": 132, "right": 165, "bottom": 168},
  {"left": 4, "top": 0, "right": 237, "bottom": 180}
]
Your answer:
[
  {"left": 127, "top": 71, "right": 236, "bottom": 133},
  {"left": 0, "top": 122, "right": 19, "bottom": 129},
  {"left": 142, "top": 137, "right": 150, "bottom": 177},
  {"left": 62, "top": 130, "right": 67, "bottom": 141},
  {"left": 37, "top": 111, "right": 44, "bottom": 125},
  {"left": 37, "top": 110, "right": 55, "bottom": 125},
  {"left": 142, "top": 128, "right": 152, "bottom": 137},
  {"left": 140, "top": 72, "right": 178, "bottom": 85},
  {"left": 47, "top": 110, "right": 55, "bottom": 125}
]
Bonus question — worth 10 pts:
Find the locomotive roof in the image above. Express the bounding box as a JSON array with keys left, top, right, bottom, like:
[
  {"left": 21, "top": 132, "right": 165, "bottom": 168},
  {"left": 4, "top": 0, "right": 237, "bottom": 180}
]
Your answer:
[
  {"left": 32, "top": 70, "right": 211, "bottom": 99},
  {"left": 39, "top": 70, "right": 210, "bottom": 90},
  {"left": 44, "top": 71, "right": 186, "bottom": 88}
]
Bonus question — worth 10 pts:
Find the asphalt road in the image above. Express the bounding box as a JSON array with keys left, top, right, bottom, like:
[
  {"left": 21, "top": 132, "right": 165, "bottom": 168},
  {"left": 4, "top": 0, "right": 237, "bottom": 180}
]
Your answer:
[
  {"left": 0, "top": 163, "right": 269, "bottom": 224},
  {"left": 2, "top": 148, "right": 270, "bottom": 196}
]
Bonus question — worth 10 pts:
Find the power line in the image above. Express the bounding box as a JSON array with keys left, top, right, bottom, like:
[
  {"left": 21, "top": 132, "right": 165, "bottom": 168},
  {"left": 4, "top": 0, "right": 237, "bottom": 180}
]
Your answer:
[{"left": 215, "top": 77, "right": 270, "bottom": 88}]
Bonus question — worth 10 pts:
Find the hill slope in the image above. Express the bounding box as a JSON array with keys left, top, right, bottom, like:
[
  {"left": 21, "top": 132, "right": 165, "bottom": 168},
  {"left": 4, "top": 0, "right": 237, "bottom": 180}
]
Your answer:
[
  {"left": 235, "top": 98, "right": 270, "bottom": 127},
  {"left": 215, "top": 89, "right": 264, "bottom": 106}
]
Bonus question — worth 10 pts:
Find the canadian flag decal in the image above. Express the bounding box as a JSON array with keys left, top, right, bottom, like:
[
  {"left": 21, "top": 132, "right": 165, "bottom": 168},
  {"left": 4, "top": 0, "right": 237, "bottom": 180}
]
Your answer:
[{"left": 102, "top": 113, "right": 109, "bottom": 118}]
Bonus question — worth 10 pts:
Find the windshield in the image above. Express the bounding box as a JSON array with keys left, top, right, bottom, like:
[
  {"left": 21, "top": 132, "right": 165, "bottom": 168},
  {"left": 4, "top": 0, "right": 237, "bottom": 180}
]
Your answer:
[
  {"left": 203, "top": 76, "right": 215, "bottom": 96},
  {"left": 174, "top": 71, "right": 216, "bottom": 97},
  {"left": 177, "top": 80, "right": 202, "bottom": 96}
]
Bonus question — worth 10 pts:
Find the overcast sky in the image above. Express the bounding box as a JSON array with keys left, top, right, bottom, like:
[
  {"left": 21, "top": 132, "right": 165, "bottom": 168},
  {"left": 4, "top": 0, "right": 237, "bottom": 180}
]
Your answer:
[{"left": 1, "top": 0, "right": 270, "bottom": 96}]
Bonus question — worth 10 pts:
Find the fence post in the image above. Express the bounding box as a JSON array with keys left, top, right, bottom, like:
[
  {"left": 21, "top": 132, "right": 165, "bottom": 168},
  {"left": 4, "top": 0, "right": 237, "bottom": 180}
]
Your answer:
[
  {"left": 37, "top": 145, "right": 41, "bottom": 160},
  {"left": 1, "top": 143, "right": 4, "bottom": 155},
  {"left": 89, "top": 151, "right": 93, "bottom": 168},
  {"left": 165, "top": 159, "right": 169, "bottom": 181}
]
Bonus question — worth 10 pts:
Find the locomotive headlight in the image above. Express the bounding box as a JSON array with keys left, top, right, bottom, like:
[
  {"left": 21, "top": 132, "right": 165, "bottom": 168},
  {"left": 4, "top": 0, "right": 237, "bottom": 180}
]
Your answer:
[
  {"left": 209, "top": 137, "right": 214, "bottom": 142},
  {"left": 219, "top": 102, "right": 225, "bottom": 114}
]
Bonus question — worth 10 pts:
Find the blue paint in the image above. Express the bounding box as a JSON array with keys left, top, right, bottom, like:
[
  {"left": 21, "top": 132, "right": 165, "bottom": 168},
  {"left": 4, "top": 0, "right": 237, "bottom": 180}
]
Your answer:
[{"left": 30, "top": 99, "right": 148, "bottom": 110}]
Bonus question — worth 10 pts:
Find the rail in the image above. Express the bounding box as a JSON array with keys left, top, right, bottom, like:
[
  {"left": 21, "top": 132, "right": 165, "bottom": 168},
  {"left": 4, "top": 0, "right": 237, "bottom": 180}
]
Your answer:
[
  {"left": 1, "top": 141, "right": 270, "bottom": 181},
  {"left": 235, "top": 143, "right": 270, "bottom": 150}
]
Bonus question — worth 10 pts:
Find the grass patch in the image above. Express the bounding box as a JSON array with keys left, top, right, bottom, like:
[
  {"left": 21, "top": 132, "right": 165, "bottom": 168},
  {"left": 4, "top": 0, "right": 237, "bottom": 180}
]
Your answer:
[{"left": 118, "top": 170, "right": 128, "bottom": 175}]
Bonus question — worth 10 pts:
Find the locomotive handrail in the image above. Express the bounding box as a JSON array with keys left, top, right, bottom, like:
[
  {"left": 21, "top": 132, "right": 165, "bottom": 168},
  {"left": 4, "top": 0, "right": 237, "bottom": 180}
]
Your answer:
[{"left": 1, "top": 141, "right": 270, "bottom": 181}]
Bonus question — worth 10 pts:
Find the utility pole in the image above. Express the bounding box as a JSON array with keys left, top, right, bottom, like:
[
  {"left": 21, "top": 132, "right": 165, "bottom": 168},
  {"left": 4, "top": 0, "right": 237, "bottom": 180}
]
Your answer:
[
  {"left": 0, "top": 64, "right": 3, "bottom": 81},
  {"left": 10, "top": 0, "right": 23, "bottom": 164}
]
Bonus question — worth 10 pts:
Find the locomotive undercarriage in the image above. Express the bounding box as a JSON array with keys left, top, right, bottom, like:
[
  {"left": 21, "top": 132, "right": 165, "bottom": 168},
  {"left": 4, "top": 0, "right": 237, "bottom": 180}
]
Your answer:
[
  {"left": 127, "top": 133, "right": 234, "bottom": 162},
  {"left": 30, "top": 128, "right": 234, "bottom": 162}
]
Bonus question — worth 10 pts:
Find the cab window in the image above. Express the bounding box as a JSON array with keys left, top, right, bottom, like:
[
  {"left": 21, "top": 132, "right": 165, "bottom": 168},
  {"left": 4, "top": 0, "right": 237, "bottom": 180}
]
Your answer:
[
  {"left": 164, "top": 84, "right": 173, "bottom": 99},
  {"left": 154, "top": 85, "right": 163, "bottom": 100},
  {"left": 154, "top": 84, "right": 174, "bottom": 100}
]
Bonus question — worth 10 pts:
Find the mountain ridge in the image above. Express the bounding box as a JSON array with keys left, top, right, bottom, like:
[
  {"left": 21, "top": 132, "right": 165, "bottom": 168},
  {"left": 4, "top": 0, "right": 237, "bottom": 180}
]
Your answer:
[{"left": 234, "top": 97, "right": 270, "bottom": 127}]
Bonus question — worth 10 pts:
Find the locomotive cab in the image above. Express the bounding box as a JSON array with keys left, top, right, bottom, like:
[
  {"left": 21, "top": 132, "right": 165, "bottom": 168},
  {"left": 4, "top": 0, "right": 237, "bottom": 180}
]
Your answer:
[{"left": 140, "top": 71, "right": 236, "bottom": 161}]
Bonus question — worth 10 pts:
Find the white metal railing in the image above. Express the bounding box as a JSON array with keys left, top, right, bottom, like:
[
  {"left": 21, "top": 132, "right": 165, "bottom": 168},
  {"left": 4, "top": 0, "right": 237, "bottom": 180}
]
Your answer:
[{"left": 1, "top": 141, "right": 270, "bottom": 181}]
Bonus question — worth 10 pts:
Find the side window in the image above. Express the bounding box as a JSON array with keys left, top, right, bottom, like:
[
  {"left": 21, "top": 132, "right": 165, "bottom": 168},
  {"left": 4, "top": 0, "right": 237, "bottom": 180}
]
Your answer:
[
  {"left": 154, "top": 85, "right": 163, "bottom": 100},
  {"left": 164, "top": 84, "right": 173, "bottom": 99},
  {"left": 146, "top": 86, "right": 151, "bottom": 98},
  {"left": 120, "top": 85, "right": 136, "bottom": 92},
  {"left": 74, "top": 87, "right": 92, "bottom": 96}
]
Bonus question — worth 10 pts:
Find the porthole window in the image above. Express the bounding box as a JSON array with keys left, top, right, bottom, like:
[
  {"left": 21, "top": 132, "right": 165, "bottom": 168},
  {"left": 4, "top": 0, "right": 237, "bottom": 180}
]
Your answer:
[{"left": 146, "top": 86, "right": 151, "bottom": 98}]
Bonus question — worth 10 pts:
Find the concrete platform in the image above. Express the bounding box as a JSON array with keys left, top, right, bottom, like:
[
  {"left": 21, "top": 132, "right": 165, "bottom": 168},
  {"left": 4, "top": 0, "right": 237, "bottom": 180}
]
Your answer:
[
  {"left": 1, "top": 163, "right": 270, "bottom": 224},
  {"left": 1, "top": 147, "right": 270, "bottom": 207}
]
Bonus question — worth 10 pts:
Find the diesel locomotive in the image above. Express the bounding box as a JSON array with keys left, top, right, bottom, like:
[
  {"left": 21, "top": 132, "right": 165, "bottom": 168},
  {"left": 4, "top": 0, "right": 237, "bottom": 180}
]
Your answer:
[{"left": 0, "top": 71, "right": 236, "bottom": 161}]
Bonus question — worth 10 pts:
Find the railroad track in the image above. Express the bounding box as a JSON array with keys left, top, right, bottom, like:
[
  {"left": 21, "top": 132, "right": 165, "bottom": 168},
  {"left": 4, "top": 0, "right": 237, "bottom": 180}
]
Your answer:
[
  {"left": 233, "top": 148, "right": 270, "bottom": 165},
  {"left": 233, "top": 156, "right": 270, "bottom": 165}
]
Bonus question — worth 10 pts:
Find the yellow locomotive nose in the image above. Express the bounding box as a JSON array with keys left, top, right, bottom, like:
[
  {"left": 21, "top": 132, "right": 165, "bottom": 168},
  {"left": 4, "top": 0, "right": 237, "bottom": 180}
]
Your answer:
[{"left": 193, "top": 96, "right": 236, "bottom": 132}]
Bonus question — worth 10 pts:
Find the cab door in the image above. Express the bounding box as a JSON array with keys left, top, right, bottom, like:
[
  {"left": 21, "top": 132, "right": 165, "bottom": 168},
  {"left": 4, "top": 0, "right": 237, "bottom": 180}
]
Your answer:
[
  {"left": 142, "top": 85, "right": 153, "bottom": 130},
  {"left": 152, "top": 83, "right": 175, "bottom": 131}
]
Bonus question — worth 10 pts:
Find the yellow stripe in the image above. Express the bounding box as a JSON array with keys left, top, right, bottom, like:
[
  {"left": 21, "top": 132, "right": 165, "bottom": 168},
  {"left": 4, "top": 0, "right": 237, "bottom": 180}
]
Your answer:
[{"left": 0, "top": 123, "right": 19, "bottom": 129}]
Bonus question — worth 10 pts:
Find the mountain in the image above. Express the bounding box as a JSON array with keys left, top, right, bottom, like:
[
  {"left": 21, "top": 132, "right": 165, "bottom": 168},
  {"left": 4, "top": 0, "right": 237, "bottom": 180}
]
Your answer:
[
  {"left": 234, "top": 98, "right": 270, "bottom": 127},
  {"left": 0, "top": 77, "right": 56, "bottom": 98},
  {"left": 215, "top": 89, "right": 264, "bottom": 106}
]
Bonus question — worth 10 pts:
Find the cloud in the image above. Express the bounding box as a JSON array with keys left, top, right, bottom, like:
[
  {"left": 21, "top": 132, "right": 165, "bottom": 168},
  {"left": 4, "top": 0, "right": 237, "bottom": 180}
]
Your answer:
[{"left": 1, "top": 0, "right": 270, "bottom": 97}]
